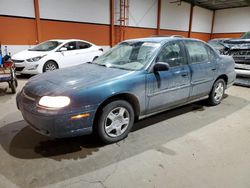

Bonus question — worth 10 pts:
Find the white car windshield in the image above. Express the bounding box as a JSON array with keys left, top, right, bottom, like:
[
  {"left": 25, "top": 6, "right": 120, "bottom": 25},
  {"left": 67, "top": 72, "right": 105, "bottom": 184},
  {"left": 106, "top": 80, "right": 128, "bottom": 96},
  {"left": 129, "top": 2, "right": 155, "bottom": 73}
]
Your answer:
[
  {"left": 29, "top": 41, "right": 62, "bottom": 51},
  {"left": 93, "top": 41, "right": 161, "bottom": 71}
]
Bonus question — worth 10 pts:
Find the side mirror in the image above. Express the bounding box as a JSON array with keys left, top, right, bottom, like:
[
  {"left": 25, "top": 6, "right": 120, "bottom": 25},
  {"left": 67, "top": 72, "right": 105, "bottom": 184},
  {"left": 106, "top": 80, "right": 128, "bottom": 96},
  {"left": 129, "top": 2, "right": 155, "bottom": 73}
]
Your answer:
[
  {"left": 154, "top": 62, "right": 170, "bottom": 72},
  {"left": 59, "top": 47, "right": 67, "bottom": 52}
]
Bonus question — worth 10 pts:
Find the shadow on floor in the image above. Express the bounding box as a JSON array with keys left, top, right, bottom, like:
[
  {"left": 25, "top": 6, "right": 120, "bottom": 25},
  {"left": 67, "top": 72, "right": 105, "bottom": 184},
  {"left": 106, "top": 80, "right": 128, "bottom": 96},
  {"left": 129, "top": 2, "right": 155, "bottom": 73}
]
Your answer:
[
  {"left": 0, "top": 94, "right": 239, "bottom": 162},
  {"left": 0, "top": 94, "right": 248, "bottom": 188}
]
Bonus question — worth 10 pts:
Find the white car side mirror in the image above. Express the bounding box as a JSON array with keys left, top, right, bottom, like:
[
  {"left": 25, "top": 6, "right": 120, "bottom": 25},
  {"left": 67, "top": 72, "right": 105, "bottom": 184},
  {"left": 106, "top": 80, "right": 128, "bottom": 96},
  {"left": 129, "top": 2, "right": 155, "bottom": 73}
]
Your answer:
[{"left": 60, "top": 47, "right": 67, "bottom": 52}]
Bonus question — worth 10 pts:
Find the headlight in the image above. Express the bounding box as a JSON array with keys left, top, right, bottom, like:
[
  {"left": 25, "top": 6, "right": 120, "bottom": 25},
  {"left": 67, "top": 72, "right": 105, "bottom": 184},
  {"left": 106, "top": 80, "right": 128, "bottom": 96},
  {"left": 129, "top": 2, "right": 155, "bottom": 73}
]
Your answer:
[
  {"left": 39, "top": 96, "right": 71, "bottom": 108},
  {"left": 27, "top": 55, "right": 46, "bottom": 62}
]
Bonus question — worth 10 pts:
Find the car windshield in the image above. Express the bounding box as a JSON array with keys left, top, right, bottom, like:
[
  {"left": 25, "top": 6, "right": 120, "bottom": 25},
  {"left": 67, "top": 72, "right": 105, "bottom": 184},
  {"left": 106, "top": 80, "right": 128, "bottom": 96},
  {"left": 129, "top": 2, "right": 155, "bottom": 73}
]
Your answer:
[
  {"left": 29, "top": 41, "right": 62, "bottom": 51},
  {"left": 241, "top": 32, "right": 250, "bottom": 39},
  {"left": 93, "top": 41, "right": 161, "bottom": 71}
]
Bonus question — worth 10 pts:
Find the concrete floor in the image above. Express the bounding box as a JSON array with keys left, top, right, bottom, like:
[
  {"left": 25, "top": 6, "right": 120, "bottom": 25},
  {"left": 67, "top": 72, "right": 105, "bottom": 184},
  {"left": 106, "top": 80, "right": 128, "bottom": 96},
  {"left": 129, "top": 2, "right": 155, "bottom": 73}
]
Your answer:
[{"left": 0, "top": 77, "right": 249, "bottom": 188}]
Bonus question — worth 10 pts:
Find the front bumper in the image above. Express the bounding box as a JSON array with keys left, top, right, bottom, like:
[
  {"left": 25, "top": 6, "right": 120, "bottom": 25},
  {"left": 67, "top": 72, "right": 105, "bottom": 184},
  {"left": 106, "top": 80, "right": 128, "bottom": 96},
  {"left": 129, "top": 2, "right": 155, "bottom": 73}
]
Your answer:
[
  {"left": 235, "top": 63, "right": 250, "bottom": 77},
  {"left": 14, "top": 60, "right": 42, "bottom": 74},
  {"left": 16, "top": 91, "right": 97, "bottom": 138}
]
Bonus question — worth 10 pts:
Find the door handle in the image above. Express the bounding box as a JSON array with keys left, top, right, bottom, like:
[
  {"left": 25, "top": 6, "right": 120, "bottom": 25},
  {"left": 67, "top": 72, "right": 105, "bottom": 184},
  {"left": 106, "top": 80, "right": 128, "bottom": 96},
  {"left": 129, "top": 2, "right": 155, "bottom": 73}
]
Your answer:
[
  {"left": 181, "top": 73, "right": 188, "bottom": 77},
  {"left": 211, "top": 68, "right": 216, "bottom": 71}
]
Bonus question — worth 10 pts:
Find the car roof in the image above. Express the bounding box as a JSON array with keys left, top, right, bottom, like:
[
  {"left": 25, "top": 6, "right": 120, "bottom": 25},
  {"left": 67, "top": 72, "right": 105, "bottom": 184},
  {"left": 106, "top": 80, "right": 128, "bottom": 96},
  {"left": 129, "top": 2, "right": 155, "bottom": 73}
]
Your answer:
[
  {"left": 48, "top": 39, "right": 94, "bottom": 44},
  {"left": 123, "top": 37, "right": 203, "bottom": 44}
]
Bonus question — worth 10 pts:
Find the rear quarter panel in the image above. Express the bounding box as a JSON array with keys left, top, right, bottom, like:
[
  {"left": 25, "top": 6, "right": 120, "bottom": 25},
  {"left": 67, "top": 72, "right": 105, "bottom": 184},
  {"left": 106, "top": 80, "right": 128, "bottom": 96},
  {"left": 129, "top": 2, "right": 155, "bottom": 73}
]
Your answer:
[{"left": 216, "top": 55, "right": 236, "bottom": 86}]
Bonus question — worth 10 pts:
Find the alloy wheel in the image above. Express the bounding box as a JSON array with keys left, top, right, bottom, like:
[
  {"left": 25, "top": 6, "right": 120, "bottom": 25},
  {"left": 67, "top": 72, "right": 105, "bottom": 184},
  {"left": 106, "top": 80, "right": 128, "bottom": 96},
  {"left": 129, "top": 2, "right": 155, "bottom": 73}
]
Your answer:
[
  {"left": 104, "top": 107, "right": 130, "bottom": 138},
  {"left": 214, "top": 82, "right": 224, "bottom": 102}
]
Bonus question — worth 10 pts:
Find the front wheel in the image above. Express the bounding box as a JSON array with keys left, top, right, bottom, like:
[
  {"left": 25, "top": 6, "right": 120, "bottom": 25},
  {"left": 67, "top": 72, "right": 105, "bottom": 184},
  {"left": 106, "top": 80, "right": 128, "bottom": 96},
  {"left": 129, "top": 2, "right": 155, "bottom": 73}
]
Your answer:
[
  {"left": 43, "top": 61, "right": 58, "bottom": 72},
  {"left": 97, "top": 100, "right": 134, "bottom": 144},
  {"left": 10, "top": 80, "right": 17, "bottom": 94},
  {"left": 208, "top": 79, "right": 225, "bottom": 106}
]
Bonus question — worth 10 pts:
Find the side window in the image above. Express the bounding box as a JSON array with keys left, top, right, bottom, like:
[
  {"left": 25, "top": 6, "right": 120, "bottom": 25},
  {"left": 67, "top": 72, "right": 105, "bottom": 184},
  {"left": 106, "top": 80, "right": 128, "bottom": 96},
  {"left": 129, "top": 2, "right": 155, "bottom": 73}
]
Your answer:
[
  {"left": 206, "top": 45, "right": 217, "bottom": 62},
  {"left": 77, "top": 41, "right": 91, "bottom": 49},
  {"left": 185, "top": 41, "right": 209, "bottom": 64},
  {"left": 62, "top": 42, "right": 77, "bottom": 51},
  {"left": 156, "top": 42, "right": 186, "bottom": 67}
]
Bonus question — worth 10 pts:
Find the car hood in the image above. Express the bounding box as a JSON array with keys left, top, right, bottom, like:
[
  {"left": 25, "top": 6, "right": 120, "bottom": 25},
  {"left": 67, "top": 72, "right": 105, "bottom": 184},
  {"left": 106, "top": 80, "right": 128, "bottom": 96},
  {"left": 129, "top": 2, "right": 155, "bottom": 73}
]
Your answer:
[
  {"left": 224, "top": 39, "right": 250, "bottom": 49},
  {"left": 24, "top": 63, "right": 133, "bottom": 96},
  {"left": 12, "top": 50, "right": 49, "bottom": 60}
]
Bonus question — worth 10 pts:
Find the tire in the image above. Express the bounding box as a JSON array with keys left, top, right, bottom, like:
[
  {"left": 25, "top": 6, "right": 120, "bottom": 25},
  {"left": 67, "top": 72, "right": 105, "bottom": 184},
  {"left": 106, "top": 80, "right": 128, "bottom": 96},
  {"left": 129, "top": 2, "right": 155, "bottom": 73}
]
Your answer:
[
  {"left": 208, "top": 79, "right": 225, "bottom": 106},
  {"left": 43, "top": 61, "right": 58, "bottom": 72},
  {"left": 14, "top": 79, "right": 18, "bottom": 87},
  {"left": 10, "top": 80, "right": 16, "bottom": 94},
  {"left": 97, "top": 100, "right": 134, "bottom": 144}
]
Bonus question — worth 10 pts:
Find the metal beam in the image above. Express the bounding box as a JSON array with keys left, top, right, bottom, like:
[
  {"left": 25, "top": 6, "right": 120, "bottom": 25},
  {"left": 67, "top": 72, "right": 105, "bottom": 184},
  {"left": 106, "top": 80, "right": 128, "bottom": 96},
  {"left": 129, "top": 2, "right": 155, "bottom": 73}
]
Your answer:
[
  {"left": 157, "top": 0, "right": 162, "bottom": 35},
  {"left": 110, "top": 0, "right": 114, "bottom": 47},
  {"left": 34, "top": 0, "right": 41, "bottom": 43},
  {"left": 188, "top": 3, "right": 194, "bottom": 38},
  {"left": 210, "top": 10, "right": 215, "bottom": 39}
]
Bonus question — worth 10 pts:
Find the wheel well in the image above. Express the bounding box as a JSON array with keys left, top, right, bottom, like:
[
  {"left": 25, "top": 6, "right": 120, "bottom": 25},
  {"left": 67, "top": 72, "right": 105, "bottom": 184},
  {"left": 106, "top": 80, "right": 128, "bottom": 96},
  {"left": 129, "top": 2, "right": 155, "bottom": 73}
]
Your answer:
[
  {"left": 93, "top": 93, "right": 140, "bottom": 127},
  {"left": 93, "top": 56, "right": 99, "bottom": 61},
  {"left": 216, "top": 74, "right": 228, "bottom": 85},
  {"left": 44, "top": 60, "right": 59, "bottom": 69}
]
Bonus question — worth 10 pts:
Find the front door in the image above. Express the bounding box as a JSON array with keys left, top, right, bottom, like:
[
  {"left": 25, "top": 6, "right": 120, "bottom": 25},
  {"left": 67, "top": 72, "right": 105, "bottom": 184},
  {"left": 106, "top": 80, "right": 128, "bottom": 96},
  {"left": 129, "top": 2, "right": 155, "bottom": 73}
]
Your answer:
[
  {"left": 146, "top": 41, "right": 191, "bottom": 113},
  {"left": 56, "top": 41, "right": 80, "bottom": 68}
]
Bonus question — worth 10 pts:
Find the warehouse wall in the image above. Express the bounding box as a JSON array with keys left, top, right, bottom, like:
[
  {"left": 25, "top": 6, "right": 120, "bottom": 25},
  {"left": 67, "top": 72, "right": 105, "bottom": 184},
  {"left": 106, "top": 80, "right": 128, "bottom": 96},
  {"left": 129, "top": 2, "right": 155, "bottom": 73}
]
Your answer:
[
  {"left": 128, "top": 0, "right": 158, "bottom": 28},
  {"left": 1, "top": 0, "right": 240, "bottom": 56},
  {"left": 160, "top": 0, "right": 190, "bottom": 32},
  {"left": 190, "top": 6, "right": 213, "bottom": 41},
  {"left": 0, "top": 0, "right": 110, "bottom": 55},
  {"left": 122, "top": 0, "right": 158, "bottom": 40},
  {"left": 40, "top": 0, "right": 109, "bottom": 24},
  {"left": 0, "top": 0, "right": 35, "bottom": 18},
  {"left": 0, "top": 0, "right": 36, "bottom": 54},
  {"left": 125, "top": 0, "right": 212, "bottom": 41},
  {"left": 212, "top": 7, "right": 250, "bottom": 39},
  {"left": 39, "top": 0, "right": 110, "bottom": 45}
]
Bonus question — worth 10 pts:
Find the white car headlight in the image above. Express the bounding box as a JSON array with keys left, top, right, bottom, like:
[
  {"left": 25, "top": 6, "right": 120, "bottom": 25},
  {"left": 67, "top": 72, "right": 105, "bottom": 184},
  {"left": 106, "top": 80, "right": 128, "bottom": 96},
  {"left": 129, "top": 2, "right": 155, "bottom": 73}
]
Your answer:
[
  {"left": 39, "top": 96, "right": 71, "bottom": 108},
  {"left": 27, "top": 55, "right": 46, "bottom": 62}
]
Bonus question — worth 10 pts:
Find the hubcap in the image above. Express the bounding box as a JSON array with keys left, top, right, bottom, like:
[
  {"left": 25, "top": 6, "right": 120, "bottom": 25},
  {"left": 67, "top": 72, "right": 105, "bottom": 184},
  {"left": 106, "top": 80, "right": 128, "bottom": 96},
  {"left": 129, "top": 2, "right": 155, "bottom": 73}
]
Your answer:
[
  {"left": 45, "top": 63, "right": 57, "bottom": 71},
  {"left": 214, "top": 82, "right": 224, "bottom": 101},
  {"left": 104, "top": 107, "right": 130, "bottom": 138}
]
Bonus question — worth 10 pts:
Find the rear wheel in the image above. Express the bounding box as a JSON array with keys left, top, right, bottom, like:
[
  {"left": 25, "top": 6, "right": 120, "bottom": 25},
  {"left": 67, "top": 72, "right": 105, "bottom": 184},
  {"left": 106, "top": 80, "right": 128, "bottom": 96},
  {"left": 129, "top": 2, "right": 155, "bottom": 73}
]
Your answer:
[
  {"left": 97, "top": 100, "right": 134, "bottom": 144},
  {"left": 43, "top": 61, "right": 58, "bottom": 72},
  {"left": 208, "top": 79, "right": 225, "bottom": 106}
]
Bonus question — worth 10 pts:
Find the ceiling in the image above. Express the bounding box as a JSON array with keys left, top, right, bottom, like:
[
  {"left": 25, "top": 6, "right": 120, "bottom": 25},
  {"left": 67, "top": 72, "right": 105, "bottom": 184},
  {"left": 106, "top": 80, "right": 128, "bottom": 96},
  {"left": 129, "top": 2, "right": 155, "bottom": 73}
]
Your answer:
[{"left": 181, "top": 0, "right": 250, "bottom": 10}]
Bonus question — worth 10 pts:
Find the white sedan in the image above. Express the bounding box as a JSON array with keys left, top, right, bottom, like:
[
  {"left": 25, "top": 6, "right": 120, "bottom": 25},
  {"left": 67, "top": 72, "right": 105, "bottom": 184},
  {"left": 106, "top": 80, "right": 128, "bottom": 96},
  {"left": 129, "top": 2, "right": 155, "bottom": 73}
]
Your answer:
[{"left": 12, "top": 39, "right": 103, "bottom": 74}]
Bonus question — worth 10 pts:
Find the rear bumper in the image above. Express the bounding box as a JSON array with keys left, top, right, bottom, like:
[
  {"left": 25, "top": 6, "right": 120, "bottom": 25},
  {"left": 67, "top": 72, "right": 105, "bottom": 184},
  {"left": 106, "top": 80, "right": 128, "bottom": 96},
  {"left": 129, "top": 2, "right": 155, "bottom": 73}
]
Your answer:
[{"left": 16, "top": 92, "right": 96, "bottom": 138}]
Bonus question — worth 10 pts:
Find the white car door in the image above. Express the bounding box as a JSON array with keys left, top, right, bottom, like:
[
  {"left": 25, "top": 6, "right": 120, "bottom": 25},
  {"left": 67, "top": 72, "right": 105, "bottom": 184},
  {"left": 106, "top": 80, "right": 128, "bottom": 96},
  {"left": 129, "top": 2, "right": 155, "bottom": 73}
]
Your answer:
[{"left": 56, "top": 41, "right": 80, "bottom": 68}]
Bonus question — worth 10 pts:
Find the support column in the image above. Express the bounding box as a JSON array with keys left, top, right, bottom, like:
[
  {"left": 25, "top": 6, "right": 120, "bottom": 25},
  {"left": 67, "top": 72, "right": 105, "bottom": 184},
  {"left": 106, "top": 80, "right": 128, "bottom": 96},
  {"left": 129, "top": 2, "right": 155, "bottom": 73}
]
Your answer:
[
  {"left": 157, "top": 0, "right": 161, "bottom": 35},
  {"left": 188, "top": 3, "right": 194, "bottom": 38},
  {"left": 110, "top": 0, "right": 114, "bottom": 47},
  {"left": 34, "top": 0, "right": 41, "bottom": 43},
  {"left": 210, "top": 10, "right": 215, "bottom": 40}
]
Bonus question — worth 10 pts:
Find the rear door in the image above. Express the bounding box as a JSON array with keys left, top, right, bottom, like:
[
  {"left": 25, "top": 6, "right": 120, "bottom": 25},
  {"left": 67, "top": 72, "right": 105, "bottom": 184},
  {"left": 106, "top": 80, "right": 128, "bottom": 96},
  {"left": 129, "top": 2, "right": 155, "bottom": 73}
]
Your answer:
[
  {"left": 184, "top": 41, "right": 216, "bottom": 99},
  {"left": 75, "top": 41, "right": 98, "bottom": 64},
  {"left": 146, "top": 41, "right": 191, "bottom": 113}
]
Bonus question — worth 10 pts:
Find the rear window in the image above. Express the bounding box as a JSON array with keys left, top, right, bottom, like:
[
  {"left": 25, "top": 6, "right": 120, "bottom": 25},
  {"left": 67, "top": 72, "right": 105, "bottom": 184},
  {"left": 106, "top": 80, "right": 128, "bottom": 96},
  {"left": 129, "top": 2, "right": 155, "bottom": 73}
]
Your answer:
[{"left": 185, "top": 41, "right": 209, "bottom": 64}]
